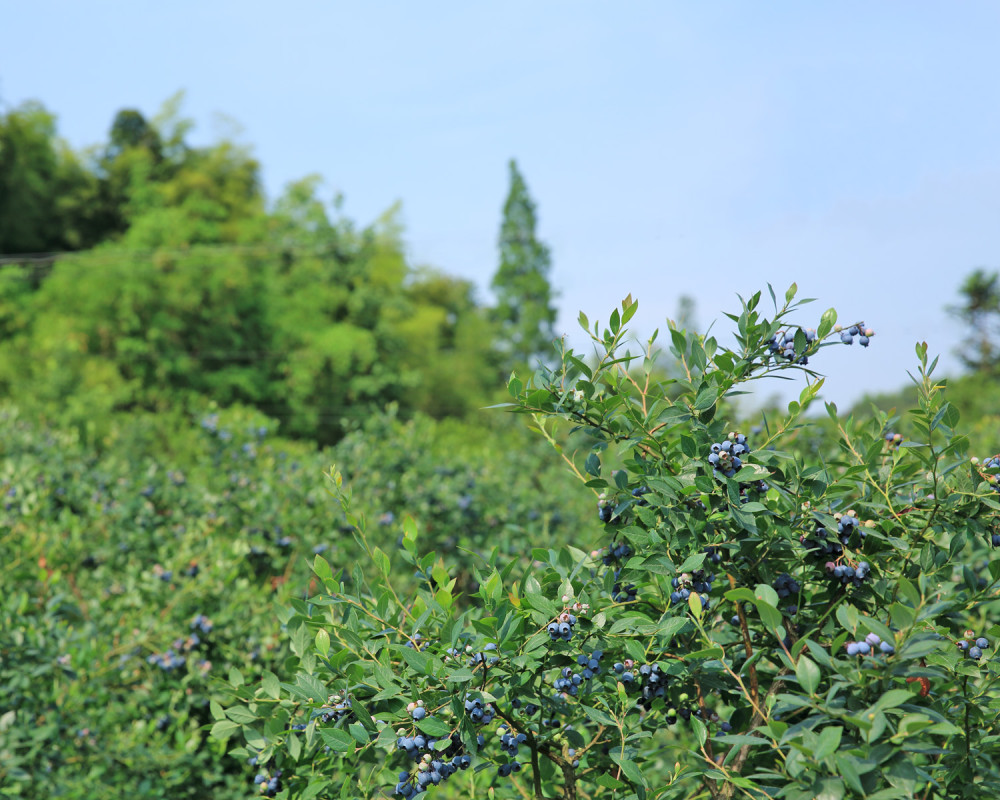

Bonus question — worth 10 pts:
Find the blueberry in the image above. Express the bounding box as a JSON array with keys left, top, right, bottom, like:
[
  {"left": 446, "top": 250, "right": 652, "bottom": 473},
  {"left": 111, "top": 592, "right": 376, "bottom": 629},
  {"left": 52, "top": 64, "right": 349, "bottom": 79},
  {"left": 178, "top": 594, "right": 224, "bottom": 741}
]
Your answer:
[
  {"left": 969, "top": 646, "right": 984, "bottom": 660},
  {"left": 976, "top": 637, "right": 989, "bottom": 649}
]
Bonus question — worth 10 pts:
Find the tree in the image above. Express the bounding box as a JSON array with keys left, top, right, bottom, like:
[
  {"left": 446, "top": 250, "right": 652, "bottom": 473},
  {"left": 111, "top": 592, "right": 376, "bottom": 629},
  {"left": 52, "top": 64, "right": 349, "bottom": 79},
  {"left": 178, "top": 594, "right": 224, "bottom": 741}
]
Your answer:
[
  {"left": 0, "top": 101, "right": 101, "bottom": 253},
  {"left": 491, "top": 159, "right": 557, "bottom": 374},
  {"left": 948, "top": 268, "right": 1000, "bottom": 373}
]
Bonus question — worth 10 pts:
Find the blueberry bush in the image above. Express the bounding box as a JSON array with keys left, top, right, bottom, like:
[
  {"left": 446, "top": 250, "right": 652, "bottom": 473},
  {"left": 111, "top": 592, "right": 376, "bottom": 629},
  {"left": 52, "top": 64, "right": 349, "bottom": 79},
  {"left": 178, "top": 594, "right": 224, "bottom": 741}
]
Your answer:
[{"left": 220, "top": 286, "right": 1000, "bottom": 800}]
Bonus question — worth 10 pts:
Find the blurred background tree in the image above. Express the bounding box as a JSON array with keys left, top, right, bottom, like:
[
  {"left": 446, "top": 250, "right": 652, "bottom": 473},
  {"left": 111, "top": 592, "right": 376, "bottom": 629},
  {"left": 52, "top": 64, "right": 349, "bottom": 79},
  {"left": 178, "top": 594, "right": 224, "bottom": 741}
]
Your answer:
[
  {"left": 948, "top": 267, "right": 1000, "bottom": 374},
  {"left": 491, "top": 159, "right": 557, "bottom": 378}
]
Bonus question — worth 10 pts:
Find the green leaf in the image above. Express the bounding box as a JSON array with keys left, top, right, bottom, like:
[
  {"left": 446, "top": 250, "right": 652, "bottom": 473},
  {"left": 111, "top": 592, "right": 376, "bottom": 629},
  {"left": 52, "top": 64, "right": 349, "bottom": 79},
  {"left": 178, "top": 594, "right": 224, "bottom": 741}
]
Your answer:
[
  {"left": 348, "top": 722, "right": 369, "bottom": 744},
  {"left": 795, "top": 656, "right": 821, "bottom": 695},
  {"left": 688, "top": 592, "right": 704, "bottom": 620},
  {"left": 373, "top": 547, "right": 391, "bottom": 576},
  {"left": 810, "top": 777, "right": 844, "bottom": 800},
  {"left": 417, "top": 716, "right": 451, "bottom": 738},
  {"left": 315, "top": 628, "right": 330, "bottom": 657},
  {"left": 313, "top": 554, "right": 333, "bottom": 583},
  {"left": 210, "top": 720, "right": 239, "bottom": 740},
  {"left": 693, "top": 385, "right": 717, "bottom": 411},
  {"left": 817, "top": 308, "right": 837, "bottom": 339},
  {"left": 753, "top": 584, "right": 779, "bottom": 608},
  {"left": 262, "top": 670, "right": 281, "bottom": 700},
  {"left": 395, "top": 644, "right": 431, "bottom": 675},
  {"left": 610, "top": 752, "right": 646, "bottom": 787},
  {"left": 580, "top": 705, "right": 616, "bottom": 726},
  {"left": 225, "top": 705, "right": 257, "bottom": 724},
  {"left": 755, "top": 599, "right": 783, "bottom": 631},
  {"left": 630, "top": 617, "right": 690, "bottom": 638},
  {"left": 676, "top": 552, "right": 707, "bottom": 573},
  {"left": 835, "top": 754, "right": 864, "bottom": 794},
  {"left": 690, "top": 716, "right": 707, "bottom": 747},
  {"left": 724, "top": 588, "right": 757, "bottom": 604},
  {"left": 319, "top": 728, "right": 355, "bottom": 752},
  {"left": 869, "top": 688, "right": 916, "bottom": 714},
  {"left": 814, "top": 725, "right": 842, "bottom": 759}
]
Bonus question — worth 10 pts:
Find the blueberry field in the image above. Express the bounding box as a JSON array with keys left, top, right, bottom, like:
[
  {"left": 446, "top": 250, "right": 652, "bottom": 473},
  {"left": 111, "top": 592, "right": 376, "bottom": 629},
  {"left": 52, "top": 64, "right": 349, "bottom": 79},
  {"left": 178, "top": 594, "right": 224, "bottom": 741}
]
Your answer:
[
  {"left": 6, "top": 95, "right": 1000, "bottom": 800},
  {"left": 0, "top": 401, "right": 595, "bottom": 798}
]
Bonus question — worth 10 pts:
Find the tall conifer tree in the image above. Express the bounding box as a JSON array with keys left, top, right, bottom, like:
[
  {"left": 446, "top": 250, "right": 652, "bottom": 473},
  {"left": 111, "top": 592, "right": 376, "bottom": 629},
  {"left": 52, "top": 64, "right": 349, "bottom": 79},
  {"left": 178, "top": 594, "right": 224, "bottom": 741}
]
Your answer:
[{"left": 491, "top": 159, "right": 557, "bottom": 372}]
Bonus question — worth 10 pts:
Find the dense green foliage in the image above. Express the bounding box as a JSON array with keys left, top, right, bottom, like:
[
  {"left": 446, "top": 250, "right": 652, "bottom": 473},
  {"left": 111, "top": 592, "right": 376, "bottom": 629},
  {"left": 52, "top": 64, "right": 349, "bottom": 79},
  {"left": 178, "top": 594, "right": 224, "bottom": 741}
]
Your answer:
[{"left": 0, "top": 403, "right": 589, "bottom": 798}]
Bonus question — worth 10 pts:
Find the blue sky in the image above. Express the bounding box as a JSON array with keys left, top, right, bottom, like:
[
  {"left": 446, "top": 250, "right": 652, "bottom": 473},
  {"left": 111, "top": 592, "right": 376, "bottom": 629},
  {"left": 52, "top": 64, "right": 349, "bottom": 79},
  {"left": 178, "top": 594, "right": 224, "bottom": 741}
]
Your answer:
[{"left": 4, "top": 2, "right": 1000, "bottom": 409}]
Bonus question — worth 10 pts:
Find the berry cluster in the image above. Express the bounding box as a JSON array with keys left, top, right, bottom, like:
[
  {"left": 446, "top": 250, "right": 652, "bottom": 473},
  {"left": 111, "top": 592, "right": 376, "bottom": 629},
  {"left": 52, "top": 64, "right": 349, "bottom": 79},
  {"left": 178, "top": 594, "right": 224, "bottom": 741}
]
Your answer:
[
  {"left": 497, "top": 760, "right": 523, "bottom": 777},
  {"left": 845, "top": 632, "right": 895, "bottom": 656},
  {"left": 825, "top": 560, "right": 871, "bottom": 587},
  {"left": 146, "top": 614, "right": 215, "bottom": 672},
  {"left": 772, "top": 573, "right": 800, "bottom": 599},
  {"left": 612, "top": 570, "right": 638, "bottom": 603},
  {"left": 632, "top": 485, "right": 651, "bottom": 506},
  {"left": 614, "top": 661, "right": 679, "bottom": 711},
  {"left": 253, "top": 768, "right": 282, "bottom": 797},
  {"left": 463, "top": 695, "right": 497, "bottom": 725},
  {"left": 802, "top": 510, "right": 867, "bottom": 561},
  {"left": 547, "top": 604, "right": 586, "bottom": 642},
  {"left": 957, "top": 633, "right": 990, "bottom": 661},
  {"left": 598, "top": 492, "right": 615, "bottom": 523},
  {"left": 395, "top": 731, "right": 448, "bottom": 762},
  {"left": 884, "top": 432, "right": 903, "bottom": 449},
  {"left": 395, "top": 750, "right": 473, "bottom": 797},
  {"left": 146, "top": 648, "right": 187, "bottom": 671},
  {"left": 768, "top": 327, "right": 816, "bottom": 364},
  {"left": 497, "top": 725, "right": 528, "bottom": 757},
  {"left": 553, "top": 650, "right": 605, "bottom": 697},
  {"left": 468, "top": 643, "right": 500, "bottom": 668},
  {"left": 602, "top": 540, "right": 632, "bottom": 566},
  {"left": 982, "top": 455, "right": 1000, "bottom": 495},
  {"left": 707, "top": 433, "right": 749, "bottom": 479},
  {"left": 191, "top": 613, "right": 213, "bottom": 634},
  {"left": 835, "top": 510, "right": 866, "bottom": 543},
  {"left": 670, "top": 570, "right": 714, "bottom": 609},
  {"left": 801, "top": 522, "right": 844, "bottom": 561},
  {"left": 317, "top": 694, "right": 351, "bottom": 723},
  {"left": 835, "top": 323, "right": 875, "bottom": 347},
  {"left": 510, "top": 698, "right": 539, "bottom": 716}
]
